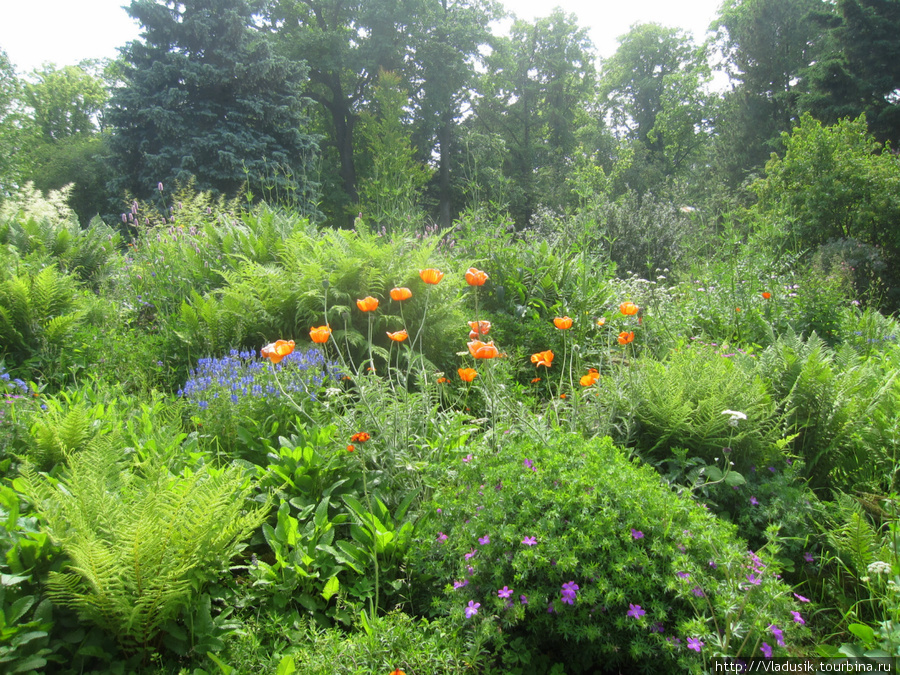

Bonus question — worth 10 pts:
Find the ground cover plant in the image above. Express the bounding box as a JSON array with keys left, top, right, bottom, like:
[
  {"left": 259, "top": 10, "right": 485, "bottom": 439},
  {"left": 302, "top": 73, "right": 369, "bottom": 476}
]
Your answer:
[{"left": 2, "top": 167, "right": 900, "bottom": 674}]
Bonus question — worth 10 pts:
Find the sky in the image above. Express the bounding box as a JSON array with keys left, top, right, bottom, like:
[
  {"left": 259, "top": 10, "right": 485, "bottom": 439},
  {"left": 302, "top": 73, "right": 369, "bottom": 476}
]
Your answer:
[{"left": 1, "top": 0, "right": 725, "bottom": 75}]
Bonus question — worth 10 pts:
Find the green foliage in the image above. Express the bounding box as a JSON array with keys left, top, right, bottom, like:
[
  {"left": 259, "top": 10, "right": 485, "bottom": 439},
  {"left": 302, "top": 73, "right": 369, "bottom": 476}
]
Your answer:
[
  {"left": 13, "top": 444, "right": 270, "bottom": 651},
  {"left": 410, "top": 433, "right": 807, "bottom": 671}
]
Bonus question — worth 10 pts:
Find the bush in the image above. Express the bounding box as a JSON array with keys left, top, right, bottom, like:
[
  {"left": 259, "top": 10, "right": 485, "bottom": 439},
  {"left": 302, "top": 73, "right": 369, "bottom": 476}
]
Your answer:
[{"left": 409, "top": 432, "right": 808, "bottom": 673}]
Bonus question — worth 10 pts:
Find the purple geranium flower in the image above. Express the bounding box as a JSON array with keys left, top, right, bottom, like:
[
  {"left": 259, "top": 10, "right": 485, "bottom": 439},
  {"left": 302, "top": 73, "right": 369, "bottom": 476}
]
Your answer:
[
  {"left": 465, "top": 600, "right": 480, "bottom": 618},
  {"left": 463, "top": 454, "right": 473, "bottom": 463},
  {"left": 746, "top": 573, "right": 761, "bottom": 586},
  {"left": 561, "top": 581, "right": 579, "bottom": 605},
  {"left": 498, "top": 586, "right": 512, "bottom": 599},
  {"left": 631, "top": 528, "right": 644, "bottom": 539},
  {"left": 478, "top": 535, "right": 490, "bottom": 545},
  {"left": 437, "top": 532, "right": 448, "bottom": 543},
  {"left": 627, "top": 603, "right": 645, "bottom": 619},
  {"left": 676, "top": 571, "right": 690, "bottom": 579},
  {"left": 750, "top": 496, "right": 759, "bottom": 506},
  {"left": 465, "top": 549, "right": 476, "bottom": 560},
  {"left": 692, "top": 587, "right": 704, "bottom": 597},
  {"left": 803, "top": 552, "right": 814, "bottom": 563},
  {"left": 791, "top": 611, "right": 805, "bottom": 625},
  {"left": 793, "top": 592, "right": 810, "bottom": 603},
  {"left": 687, "top": 637, "right": 703, "bottom": 652},
  {"left": 770, "top": 624, "right": 785, "bottom": 647},
  {"left": 760, "top": 642, "right": 773, "bottom": 658},
  {"left": 453, "top": 579, "right": 468, "bottom": 590},
  {"left": 520, "top": 595, "right": 528, "bottom": 605},
  {"left": 522, "top": 536, "right": 537, "bottom": 546}
]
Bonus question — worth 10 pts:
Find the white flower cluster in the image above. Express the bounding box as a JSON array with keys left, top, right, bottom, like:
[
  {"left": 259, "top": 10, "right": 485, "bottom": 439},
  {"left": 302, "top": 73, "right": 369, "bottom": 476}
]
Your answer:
[
  {"left": 867, "top": 561, "right": 893, "bottom": 576},
  {"left": 721, "top": 410, "right": 747, "bottom": 427}
]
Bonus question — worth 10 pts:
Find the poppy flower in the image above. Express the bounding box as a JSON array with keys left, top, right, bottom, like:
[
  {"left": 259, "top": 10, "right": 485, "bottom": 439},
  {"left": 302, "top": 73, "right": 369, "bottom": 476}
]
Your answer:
[
  {"left": 618, "top": 331, "right": 635, "bottom": 345},
  {"left": 580, "top": 368, "right": 600, "bottom": 387},
  {"left": 458, "top": 367, "right": 478, "bottom": 382},
  {"left": 351, "top": 432, "right": 371, "bottom": 443},
  {"left": 387, "top": 329, "right": 409, "bottom": 342},
  {"left": 465, "top": 267, "right": 489, "bottom": 286},
  {"left": 437, "top": 377, "right": 450, "bottom": 383},
  {"left": 309, "top": 325, "right": 332, "bottom": 344},
  {"left": 531, "top": 377, "right": 541, "bottom": 383},
  {"left": 554, "top": 316, "right": 573, "bottom": 330},
  {"left": 531, "top": 350, "right": 554, "bottom": 368},
  {"left": 762, "top": 291, "right": 771, "bottom": 299},
  {"left": 389, "top": 671, "right": 406, "bottom": 675},
  {"left": 620, "top": 301, "right": 639, "bottom": 316},
  {"left": 468, "top": 320, "right": 491, "bottom": 337},
  {"left": 390, "top": 287, "right": 413, "bottom": 301},
  {"left": 596, "top": 317, "right": 606, "bottom": 327},
  {"left": 468, "top": 339, "right": 500, "bottom": 359},
  {"left": 261, "top": 339, "right": 295, "bottom": 364},
  {"left": 420, "top": 268, "right": 444, "bottom": 284},
  {"left": 356, "top": 296, "right": 379, "bottom": 312}
]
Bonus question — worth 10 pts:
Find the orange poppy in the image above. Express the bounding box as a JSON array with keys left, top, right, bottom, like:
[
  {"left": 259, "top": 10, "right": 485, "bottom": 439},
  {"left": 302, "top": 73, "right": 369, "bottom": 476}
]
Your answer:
[
  {"left": 389, "top": 671, "right": 406, "bottom": 675},
  {"left": 762, "top": 291, "right": 771, "bottom": 299},
  {"left": 390, "top": 287, "right": 413, "bottom": 301},
  {"left": 617, "top": 331, "right": 635, "bottom": 345},
  {"left": 347, "top": 444, "right": 355, "bottom": 452},
  {"left": 351, "top": 432, "right": 371, "bottom": 443},
  {"left": 553, "top": 316, "right": 573, "bottom": 330},
  {"left": 465, "top": 267, "right": 489, "bottom": 286},
  {"left": 261, "top": 339, "right": 295, "bottom": 364},
  {"left": 580, "top": 368, "right": 600, "bottom": 387},
  {"left": 620, "top": 301, "right": 639, "bottom": 316},
  {"left": 420, "top": 268, "right": 444, "bottom": 285},
  {"left": 560, "top": 393, "right": 567, "bottom": 399},
  {"left": 437, "top": 377, "right": 450, "bottom": 383},
  {"left": 357, "top": 296, "right": 379, "bottom": 312},
  {"left": 468, "top": 339, "right": 500, "bottom": 359},
  {"left": 531, "top": 377, "right": 541, "bottom": 383},
  {"left": 468, "top": 320, "right": 491, "bottom": 337},
  {"left": 530, "top": 350, "right": 554, "bottom": 368},
  {"left": 596, "top": 317, "right": 606, "bottom": 327},
  {"left": 309, "top": 325, "right": 332, "bottom": 344},
  {"left": 458, "top": 367, "right": 478, "bottom": 382},
  {"left": 387, "top": 330, "right": 408, "bottom": 342}
]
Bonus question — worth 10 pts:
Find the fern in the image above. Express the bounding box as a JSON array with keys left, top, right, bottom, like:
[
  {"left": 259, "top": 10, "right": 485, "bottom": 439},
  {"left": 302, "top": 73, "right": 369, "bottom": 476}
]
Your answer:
[{"left": 14, "top": 444, "right": 270, "bottom": 650}]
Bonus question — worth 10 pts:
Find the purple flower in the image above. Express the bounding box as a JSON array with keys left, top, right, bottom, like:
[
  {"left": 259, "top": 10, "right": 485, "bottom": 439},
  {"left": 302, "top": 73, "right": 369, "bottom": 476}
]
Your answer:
[
  {"left": 793, "top": 592, "right": 810, "bottom": 603},
  {"left": 791, "top": 611, "right": 805, "bottom": 625},
  {"left": 631, "top": 528, "right": 644, "bottom": 539},
  {"left": 466, "top": 565, "right": 475, "bottom": 576},
  {"left": 465, "top": 549, "right": 477, "bottom": 560},
  {"left": 453, "top": 580, "right": 469, "bottom": 590},
  {"left": 650, "top": 622, "right": 665, "bottom": 633},
  {"left": 547, "top": 603, "right": 556, "bottom": 614},
  {"left": 478, "top": 535, "right": 490, "bottom": 545},
  {"left": 627, "top": 603, "right": 645, "bottom": 619},
  {"left": 692, "top": 587, "right": 704, "bottom": 597},
  {"left": 803, "top": 552, "right": 814, "bottom": 563},
  {"left": 708, "top": 560, "right": 718, "bottom": 569},
  {"left": 760, "top": 642, "right": 773, "bottom": 658},
  {"left": 522, "top": 536, "right": 537, "bottom": 546},
  {"left": 770, "top": 624, "right": 785, "bottom": 647},
  {"left": 437, "top": 532, "right": 448, "bottom": 543},
  {"left": 523, "top": 458, "right": 534, "bottom": 470},
  {"left": 676, "top": 571, "right": 690, "bottom": 579},
  {"left": 463, "top": 454, "right": 473, "bottom": 463},
  {"left": 750, "top": 496, "right": 759, "bottom": 506},
  {"left": 465, "top": 600, "right": 480, "bottom": 618},
  {"left": 498, "top": 586, "right": 512, "bottom": 599},
  {"left": 746, "top": 573, "right": 761, "bottom": 586},
  {"left": 687, "top": 637, "right": 703, "bottom": 652},
  {"left": 520, "top": 595, "right": 528, "bottom": 605},
  {"left": 561, "top": 581, "right": 579, "bottom": 605}
]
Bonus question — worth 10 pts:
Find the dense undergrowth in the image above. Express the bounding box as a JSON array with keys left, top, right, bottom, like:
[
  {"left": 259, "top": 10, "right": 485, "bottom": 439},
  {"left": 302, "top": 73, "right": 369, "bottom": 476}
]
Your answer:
[{"left": 1, "top": 179, "right": 900, "bottom": 674}]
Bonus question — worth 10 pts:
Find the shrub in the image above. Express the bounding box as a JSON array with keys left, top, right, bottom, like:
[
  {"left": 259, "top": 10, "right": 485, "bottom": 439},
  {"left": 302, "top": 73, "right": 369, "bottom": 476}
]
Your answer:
[{"left": 409, "top": 432, "right": 808, "bottom": 673}]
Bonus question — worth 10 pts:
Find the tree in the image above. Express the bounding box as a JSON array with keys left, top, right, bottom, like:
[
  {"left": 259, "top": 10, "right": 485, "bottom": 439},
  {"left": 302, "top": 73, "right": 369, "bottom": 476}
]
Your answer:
[
  {"left": 712, "top": 0, "right": 823, "bottom": 185},
  {"left": 800, "top": 0, "right": 900, "bottom": 146},
  {"left": 474, "top": 9, "right": 596, "bottom": 225},
  {"left": 599, "top": 23, "right": 712, "bottom": 191},
  {"left": 107, "top": 0, "right": 320, "bottom": 210},
  {"left": 0, "top": 49, "right": 25, "bottom": 199}
]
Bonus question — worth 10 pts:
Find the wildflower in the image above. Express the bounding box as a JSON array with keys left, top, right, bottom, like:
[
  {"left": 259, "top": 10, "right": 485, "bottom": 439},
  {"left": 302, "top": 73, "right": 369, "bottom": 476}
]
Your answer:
[
  {"left": 390, "top": 669, "right": 406, "bottom": 675},
  {"left": 468, "top": 320, "right": 491, "bottom": 337},
  {"left": 356, "top": 296, "right": 379, "bottom": 312},
  {"left": 580, "top": 368, "right": 600, "bottom": 387},
  {"left": 498, "top": 586, "right": 512, "bottom": 598},
  {"left": 531, "top": 377, "right": 541, "bottom": 383},
  {"left": 596, "top": 317, "right": 606, "bottom": 326},
  {"left": 722, "top": 409, "right": 747, "bottom": 426},
  {"left": 520, "top": 595, "right": 528, "bottom": 605},
  {"left": 420, "top": 268, "right": 444, "bottom": 284},
  {"left": 750, "top": 496, "right": 759, "bottom": 506},
  {"left": 794, "top": 593, "right": 810, "bottom": 603},
  {"left": 676, "top": 572, "right": 690, "bottom": 579},
  {"left": 692, "top": 587, "right": 704, "bottom": 597},
  {"left": 458, "top": 367, "right": 478, "bottom": 382},
  {"left": 561, "top": 581, "right": 579, "bottom": 605},
  {"left": 617, "top": 331, "right": 634, "bottom": 345},
  {"left": 346, "top": 444, "right": 355, "bottom": 452},
  {"left": 554, "top": 316, "right": 573, "bottom": 329},
  {"left": 523, "top": 459, "right": 536, "bottom": 471},
  {"left": 522, "top": 536, "right": 537, "bottom": 546},
  {"left": 261, "top": 339, "right": 295, "bottom": 364},
  {"left": 468, "top": 339, "right": 500, "bottom": 359},
  {"left": 803, "top": 552, "right": 814, "bottom": 563},
  {"left": 620, "top": 301, "right": 639, "bottom": 316},
  {"left": 531, "top": 350, "right": 554, "bottom": 368},
  {"left": 746, "top": 573, "right": 761, "bottom": 586},
  {"left": 465, "top": 267, "right": 489, "bottom": 286},
  {"left": 631, "top": 529, "right": 644, "bottom": 540},
  {"left": 791, "top": 611, "right": 805, "bottom": 625},
  {"left": 478, "top": 535, "right": 490, "bottom": 545},
  {"left": 760, "top": 642, "right": 773, "bottom": 658},
  {"left": 351, "top": 432, "right": 371, "bottom": 442},
  {"left": 437, "top": 377, "right": 450, "bottom": 383},
  {"left": 770, "top": 624, "right": 785, "bottom": 646},
  {"left": 453, "top": 580, "right": 468, "bottom": 590},
  {"left": 390, "top": 287, "right": 412, "bottom": 301},
  {"left": 688, "top": 638, "right": 704, "bottom": 653},
  {"left": 762, "top": 291, "right": 771, "bottom": 299},
  {"left": 465, "top": 600, "right": 480, "bottom": 618},
  {"left": 387, "top": 329, "right": 409, "bottom": 342},
  {"left": 463, "top": 454, "right": 473, "bottom": 463},
  {"left": 627, "top": 604, "right": 645, "bottom": 619},
  {"left": 465, "top": 549, "right": 476, "bottom": 560},
  {"left": 437, "top": 532, "right": 448, "bottom": 543}
]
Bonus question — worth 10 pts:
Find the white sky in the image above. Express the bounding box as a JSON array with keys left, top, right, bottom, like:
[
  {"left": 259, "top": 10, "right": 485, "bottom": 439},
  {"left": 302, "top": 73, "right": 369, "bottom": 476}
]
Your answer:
[{"left": 1, "top": 0, "right": 724, "bottom": 75}]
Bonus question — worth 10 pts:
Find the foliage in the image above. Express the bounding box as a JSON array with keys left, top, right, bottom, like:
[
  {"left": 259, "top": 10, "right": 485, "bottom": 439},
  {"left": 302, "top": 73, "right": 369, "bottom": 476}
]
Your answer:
[
  {"left": 410, "top": 432, "right": 807, "bottom": 672},
  {"left": 14, "top": 443, "right": 270, "bottom": 651}
]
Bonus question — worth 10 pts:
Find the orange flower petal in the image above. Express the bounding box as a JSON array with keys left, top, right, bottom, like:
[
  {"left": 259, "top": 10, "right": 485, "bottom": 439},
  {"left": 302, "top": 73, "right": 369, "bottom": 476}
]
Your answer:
[
  {"left": 530, "top": 350, "right": 554, "bottom": 368},
  {"left": 617, "top": 331, "right": 635, "bottom": 345},
  {"left": 390, "top": 287, "right": 412, "bottom": 301},
  {"left": 553, "top": 316, "right": 573, "bottom": 330},
  {"left": 619, "top": 302, "right": 639, "bottom": 316},
  {"left": 458, "top": 367, "right": 478, "bottom": 382},
  {"left": 465, "top": 267, "right": 489, "bottom": 286},
  {"left": 420, "top": 268, "right": 444, "bottom": 284},
  {"left": 309, "top": 325, "right": 332, "bottom": 344},
  {"left": 387, "top": 329, "right": 408, "bottom": 342},
  {"left": 356, "top": 296, "right": 379, "bottom": 312}
]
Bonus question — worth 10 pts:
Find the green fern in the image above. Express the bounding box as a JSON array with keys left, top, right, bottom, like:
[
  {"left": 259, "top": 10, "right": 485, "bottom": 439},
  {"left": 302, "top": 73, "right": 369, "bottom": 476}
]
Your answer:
[{"left": 14, "top": 444, "right": 270, "bottom": 650}]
